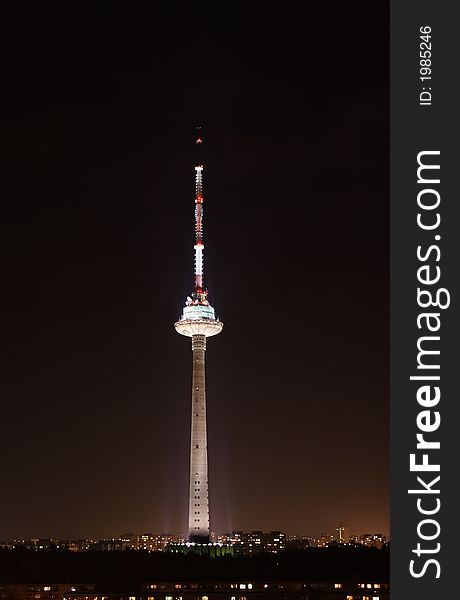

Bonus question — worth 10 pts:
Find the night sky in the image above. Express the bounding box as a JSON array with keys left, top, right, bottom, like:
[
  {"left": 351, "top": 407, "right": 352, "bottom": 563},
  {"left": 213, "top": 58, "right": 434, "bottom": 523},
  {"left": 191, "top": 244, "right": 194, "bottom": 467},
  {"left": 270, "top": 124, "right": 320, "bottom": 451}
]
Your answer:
[{"left": 1, "top": 2, "right": 388, "bottom": 540}]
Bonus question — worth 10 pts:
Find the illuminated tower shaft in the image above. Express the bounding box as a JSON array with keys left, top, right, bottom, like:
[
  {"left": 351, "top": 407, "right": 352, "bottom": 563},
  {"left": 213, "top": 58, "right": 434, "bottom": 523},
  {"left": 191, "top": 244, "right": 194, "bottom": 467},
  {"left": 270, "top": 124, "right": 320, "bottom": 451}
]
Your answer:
[
  {"left": 175, "top": 131, "right": 223, "bottom": 543},
  {"left": 189, "top": 333, "right": 209, "bottom": 540}
]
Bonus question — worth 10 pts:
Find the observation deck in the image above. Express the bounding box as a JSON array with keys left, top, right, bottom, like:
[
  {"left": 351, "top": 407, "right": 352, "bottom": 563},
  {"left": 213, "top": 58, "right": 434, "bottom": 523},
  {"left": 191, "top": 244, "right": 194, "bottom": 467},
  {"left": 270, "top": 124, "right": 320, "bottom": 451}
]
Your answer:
[{"left": 174, "top": 304, "right": 223, "bottom": 338}]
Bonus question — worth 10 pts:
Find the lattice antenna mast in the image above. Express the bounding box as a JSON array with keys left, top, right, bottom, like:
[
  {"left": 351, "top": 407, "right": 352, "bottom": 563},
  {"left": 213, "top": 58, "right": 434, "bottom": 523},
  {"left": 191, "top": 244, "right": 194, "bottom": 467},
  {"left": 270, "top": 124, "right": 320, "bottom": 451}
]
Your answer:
[{"left": 193, "top": 128, "right": 207, "bottom": 304}]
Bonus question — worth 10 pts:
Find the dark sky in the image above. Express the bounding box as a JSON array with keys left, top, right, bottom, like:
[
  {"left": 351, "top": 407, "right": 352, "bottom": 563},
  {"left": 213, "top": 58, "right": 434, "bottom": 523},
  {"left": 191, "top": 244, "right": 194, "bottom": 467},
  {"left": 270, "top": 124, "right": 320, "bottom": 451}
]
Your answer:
[{"left": 1, "top": 2, "right": 388, "bottom": 540}]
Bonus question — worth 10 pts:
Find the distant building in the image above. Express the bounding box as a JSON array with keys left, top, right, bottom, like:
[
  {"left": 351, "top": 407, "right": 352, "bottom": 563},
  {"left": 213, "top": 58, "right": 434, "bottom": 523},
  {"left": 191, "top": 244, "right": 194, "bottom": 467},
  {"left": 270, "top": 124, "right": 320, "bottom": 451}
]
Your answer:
[
  {"left": 95, "top": 538, "right": 124, "bottom": 551},
  {"left": 220, "top": 531, "right": 286, "bottom": 555},
  {"left": 349, "top": 535, "right": 360, "bottom": 545},
  {"left": 246, "top": 530, "right": 263, "bottom": 554},
  {"left": 318, "top": 533, "right": 334, "bottom": 548},
  {"left": 120, "top": 532, "right": 139, "bottom": 549},
  {"left": 119, "top": 532, "right": 163, "bottom": 551},
  {"left": 159, "top": 533, "right": 186, "bottom": 548},
  {"left": 52, "top": 539, "right": 94, "bottom": 552},
  {"left": 2, "top": 538, "right": 57, "bottom": 551},
  {"left": 264, "top": 531, "right": 286, "bottom": 554},
  {"left": 332, "top": 524, "right": 349, "bottom": 544},
  {"left": 216, "top": 532, "right": 231, "bottom": 545},
  {"left": 360, "top": 534, "right": 387, "bottom": 549},
  {"left": 285, "top": 535, "right": 312, "bottom": 550}
]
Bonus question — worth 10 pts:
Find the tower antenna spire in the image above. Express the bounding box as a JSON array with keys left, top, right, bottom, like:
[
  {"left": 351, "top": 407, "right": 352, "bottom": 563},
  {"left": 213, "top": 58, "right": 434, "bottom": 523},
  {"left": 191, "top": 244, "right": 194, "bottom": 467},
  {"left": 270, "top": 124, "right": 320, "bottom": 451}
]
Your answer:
[{"left": 194, "top": 127, "right": 205, "bottom": 299}]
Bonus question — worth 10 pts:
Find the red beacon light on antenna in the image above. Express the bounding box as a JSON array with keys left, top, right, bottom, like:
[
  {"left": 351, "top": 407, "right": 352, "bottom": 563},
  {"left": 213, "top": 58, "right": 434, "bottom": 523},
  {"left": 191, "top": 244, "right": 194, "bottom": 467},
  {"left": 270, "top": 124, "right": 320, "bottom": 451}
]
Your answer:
[{"left": 196, "top": 137, "right": 202, "bottom": 144}]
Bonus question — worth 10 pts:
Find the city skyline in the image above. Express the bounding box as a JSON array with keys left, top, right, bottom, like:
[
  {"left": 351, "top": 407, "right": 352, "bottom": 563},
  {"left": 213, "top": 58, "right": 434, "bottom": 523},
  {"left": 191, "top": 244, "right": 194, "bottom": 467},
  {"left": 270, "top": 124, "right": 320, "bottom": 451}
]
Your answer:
[
  {"left": 1, "top": 3, "right": 388, "bottom": 540},
  {"left": 0, "top": 528, "right": 389, "bottom": 551}
]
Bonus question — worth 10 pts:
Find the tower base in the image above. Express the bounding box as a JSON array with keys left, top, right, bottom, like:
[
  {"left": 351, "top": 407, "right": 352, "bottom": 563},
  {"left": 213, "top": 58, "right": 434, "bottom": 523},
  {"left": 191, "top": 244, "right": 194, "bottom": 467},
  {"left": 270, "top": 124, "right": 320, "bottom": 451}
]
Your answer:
[
  {"left": 189, "top": 534, "right": 210, "bottom": 544},
  {"left": 165, "top": 542, "right": 234, "bottom": 557}
]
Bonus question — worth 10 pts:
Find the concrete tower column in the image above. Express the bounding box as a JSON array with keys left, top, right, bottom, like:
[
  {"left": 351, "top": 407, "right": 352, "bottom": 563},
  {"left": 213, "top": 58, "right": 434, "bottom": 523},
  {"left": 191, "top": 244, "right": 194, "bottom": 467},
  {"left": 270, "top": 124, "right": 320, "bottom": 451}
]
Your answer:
[{"left": 189, "top": 334, "right": 209, "bottom": 542}]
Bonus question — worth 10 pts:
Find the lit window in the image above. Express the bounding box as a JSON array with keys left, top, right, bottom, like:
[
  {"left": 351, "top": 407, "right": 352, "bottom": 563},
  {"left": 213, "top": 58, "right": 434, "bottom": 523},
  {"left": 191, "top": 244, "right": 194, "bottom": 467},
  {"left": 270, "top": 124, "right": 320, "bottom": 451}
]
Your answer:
[
  {"left": 44, "top": 588, "right": 51, "bottom": 592},
  {"left": 374, "top": 584, "right": 381, "bottom": 589},
  {"left": 202, "top": 596, "right": 208, "bottom": 600},
  {"left": 334, "top": 583, "right": 342, "bottom": 589},
  {"left": 367, "top": 584, "right": 372, "bottom": 589},
  {"left": 373, "top": 597, "right": 380, "bottom": 600},
  {"left": 247, "top": 584, "right": 253, "bottom": 590},
  {"left": 346, "top": 596, "right": 353, "bottom": 600},
  {"left": 239, "top": 584, "right": 246, "bottom": 590}
]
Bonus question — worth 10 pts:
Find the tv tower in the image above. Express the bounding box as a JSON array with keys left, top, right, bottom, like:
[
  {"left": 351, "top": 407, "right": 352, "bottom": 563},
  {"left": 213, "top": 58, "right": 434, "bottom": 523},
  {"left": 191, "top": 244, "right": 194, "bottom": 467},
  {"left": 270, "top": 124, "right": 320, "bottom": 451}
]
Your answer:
[{"left": 174, "top": 129, "right": 223, "bottom": 543}]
